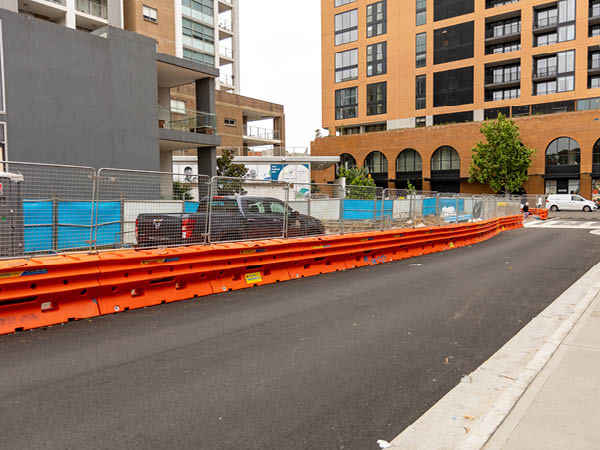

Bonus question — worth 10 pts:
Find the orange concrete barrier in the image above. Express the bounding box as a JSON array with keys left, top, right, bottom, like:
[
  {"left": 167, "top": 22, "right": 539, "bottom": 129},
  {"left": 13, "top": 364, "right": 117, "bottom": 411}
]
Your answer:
[
  {"left": 0, "top": 254, "right": 101, "bottom": 334},
  {"left": 0, "top": 215, "right": 523, "bottom": 335}
]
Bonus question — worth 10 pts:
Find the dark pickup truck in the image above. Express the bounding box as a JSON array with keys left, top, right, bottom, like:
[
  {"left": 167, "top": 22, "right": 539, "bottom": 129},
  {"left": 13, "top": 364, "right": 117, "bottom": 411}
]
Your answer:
[{"left": 136, "top": 195, "right": 325, "bottom": 247}]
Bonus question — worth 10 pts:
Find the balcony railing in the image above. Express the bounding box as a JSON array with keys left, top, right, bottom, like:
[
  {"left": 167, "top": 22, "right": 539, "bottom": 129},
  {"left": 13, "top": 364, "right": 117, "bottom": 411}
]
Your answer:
[
  {"left": 533, "top": 65, "right": 558, "bottom": 79},
  {"left": 485, "top": 72, "right": 521, "bottom": 85},
  {"left": 219, "top": 46, "right": 233, "bottom": 59},
  {"left": 218, "top": 147, "right": 309, "bottom": 157},
  {"left": 218, "top": 17, "right": 233, "bottom": 32},
  {"left": 590, "top": 5, "right": 600, "bottom": 18},
  {"left": 220, "top": 0, "right": 233, "bottom": 4},
  {"left": 158, "top": 106, "right": 216, "bottom": 134},
  {"left": 76, "top": 0, "right": 107, "bottom": 19},
  {"left": 244, "top": 125, "right": 281, "bottom": 141},
  {"left": 533, "top": 16, "right": 558, "bottom": 29},
  {"left": 219, "top": 73, "right": 234, "bottom": 86},
  {"left": 485, "top": 23, "right": 521, "bottom": 39}
]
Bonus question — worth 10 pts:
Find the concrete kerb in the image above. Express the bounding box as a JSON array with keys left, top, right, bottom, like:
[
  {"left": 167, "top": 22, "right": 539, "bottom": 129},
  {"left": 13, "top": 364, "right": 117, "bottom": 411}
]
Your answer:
[{"left": 387, "top": 262, "right": 600, "bottom": 450}]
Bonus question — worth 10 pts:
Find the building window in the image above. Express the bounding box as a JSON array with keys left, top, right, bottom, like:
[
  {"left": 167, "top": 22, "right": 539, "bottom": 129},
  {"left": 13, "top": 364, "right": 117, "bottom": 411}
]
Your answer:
[
  {"left": 338, "top": 153, "right": 357, "bottom": 171},
  {"left": 335, "top": 48, "right": 358, "bottom": 82},
  {"left": 397, "top": 149, "right": 422, "bottom": 172},
  {"left": 339, "top": 126, "right": 361, "bottom": 135},
  {"left": 434, "top": 21, "right": 474, "bottom": 65},
  {"left": 486, "top": 17, "right": 521, "bottom": 40},
  {"left": 533, "top": 0, "right": 575, "bottom": 47},
  {"left": 416, "top": 116, "right": 426, "bottom": 127},
  {"left": 431, "top": 146, "right": 460, "bottom": 171},
  {"left": 416, "top": 75, "right": 426, "bottom": 110},
  {"left": 416, "top": 32, "right": 426, "bottom": 68},
  {"left": 367, "top": 42, "right": 386, "bottom": 76},
  {"left": 182, "top": 18, "right": 215, "bottom": 54},
  {"left": 486, "top": 0, "right": 518, "bottom": 8},
  {"left": 367, "top": 82, "right": 386, "bottom": 115},
  {"left": 365, "top": 151, "right": 388, "bottom": 174},
  {"left": 486, "top": 41, "right": 520, "bottom": 55},
  {"left": 183, "top": 48, "right": 215, "bottom": 66},
  {"left": 485, "top": 63, "right": 520, "bottom": 84},
  {"left": 365, "top": 123, "right": 386, "bottom": 132},
  {"left": 366, "top": 1, "right": 386, "bottom": 38},
  {"left": 143, "top": 5, "right": 158, "bottom": 23},
  {"left": 433, "top": 66, "right": 474, "bottom": 107},
  {"left": 433, "top": 111, "right": 473, "bottom": 125},
  {"left": 335, "top": 9, "right": 358, "bottom": 45},
  {"left": 224, "top": 118, "right": 236, "bottom": 126},
  {"left": 335, "top": 0, "right": 356, "bottom": 6},
  {"left": 434, "top": 0, "right": 474, "bottom": 22},
  {"left": 170, "top": 99, "right": 187, "bottom": 114},
  {"left": 416, "top": 0, "right": 426, "bottom": 26},
  {"left": 593, "top": 139, "right": 600, "bottom": 164},
  {"left": 533, "top": 50, "right": 574, "bottom": 96},
  {"left": 487, "top": 88, "right": 520, "bottom": 101},
  {"left": 590, "top": 76, "right": 600, "bottom": 89},
  {"left": 545, "top": 137, "right": 580, "bottom": 166},
  {"left": 335, "top": 87, "right": 358, "bottom": 119},
  {"left": 182, "top": 0, "right": 214, "bottom": 25}
]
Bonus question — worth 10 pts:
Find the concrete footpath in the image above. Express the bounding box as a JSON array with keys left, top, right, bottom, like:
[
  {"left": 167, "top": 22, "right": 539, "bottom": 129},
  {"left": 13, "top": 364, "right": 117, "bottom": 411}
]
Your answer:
[{"left": 483, "top": 288, "right": 600, "bottom": 450}]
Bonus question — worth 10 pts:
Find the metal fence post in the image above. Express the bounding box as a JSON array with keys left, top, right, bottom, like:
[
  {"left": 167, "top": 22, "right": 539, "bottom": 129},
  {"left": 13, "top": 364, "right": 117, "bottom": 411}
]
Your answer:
[
  {"left": 119, "top": 195, "right": 125, "bottom": 245},
  {"left": 283, "top": 183, "right": 290, "bottom": 238},
  {"left": 381, "top": 188, "right": 387, "bottom": 231},
  {"left": 455, "top": 194, "right": 459, "bottom": 224},
  {"left": 435, "top": 193, "right": 441, "bottom": 227},
  {"left": 340, "top": 186, "right": 345, "bottom": 235},
  {"left": 91, "top": 170, "right": 99, "bottom": 252},
  {"left": 52, "top": 194, "right": 58, "bottom": 253},
  {"left": 206, "top": 176, "right": 217, "bottom": 244}
]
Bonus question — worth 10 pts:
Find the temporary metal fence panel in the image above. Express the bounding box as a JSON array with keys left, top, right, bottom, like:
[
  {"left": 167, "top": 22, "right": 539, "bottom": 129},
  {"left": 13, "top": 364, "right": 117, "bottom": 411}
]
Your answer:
[
  {"left": 0, "top": 161, "right": 96, "bottom": 259},
  {"left": 95, "top": 168, "right": 210, "bottom": 250},
  {"left": 342, "top": 185, "right": 383, "bottom": 233},
  {"left": 382, "top": 189, "right": 412, "bottom": 230},
  {"left": 412, "top": 191, "right": 440, "bottom": 227},
  {"left": 288, "top": 183, "right": 344, "bottom": 236},
  {"left": 207, "top": 177, "right": 289, "bottom": 243}
]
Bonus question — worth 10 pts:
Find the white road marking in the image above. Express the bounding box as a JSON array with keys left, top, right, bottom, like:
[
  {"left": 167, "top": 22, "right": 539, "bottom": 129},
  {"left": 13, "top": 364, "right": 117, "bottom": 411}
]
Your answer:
[{"left": 525, "top": 219, "right": 600, "bottom": 229}]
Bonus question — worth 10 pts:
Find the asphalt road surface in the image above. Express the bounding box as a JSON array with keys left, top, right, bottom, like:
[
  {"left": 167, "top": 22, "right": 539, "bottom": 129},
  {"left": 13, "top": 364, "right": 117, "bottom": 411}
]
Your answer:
[{"left": 1, "top": 229, "right": 599, "bottom": 450}]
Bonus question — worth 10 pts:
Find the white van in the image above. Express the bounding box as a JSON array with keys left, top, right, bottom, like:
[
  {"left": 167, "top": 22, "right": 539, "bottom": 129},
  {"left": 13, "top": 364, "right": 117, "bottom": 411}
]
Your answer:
[{"left": 546, "top": 194, "right": 598, "bottom": 212}]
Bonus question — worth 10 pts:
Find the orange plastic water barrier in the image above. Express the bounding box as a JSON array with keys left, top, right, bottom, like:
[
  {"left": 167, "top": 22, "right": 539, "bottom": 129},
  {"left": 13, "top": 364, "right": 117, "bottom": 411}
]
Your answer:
[
  {"left": 0, "top": 254, "right": 101, "bottom": 334},
  {"left": 528, "top": 208, "right": 549, "bottom": 220},
  {"left": 0, "top": 215, "right": 523, "bottom": 335}
]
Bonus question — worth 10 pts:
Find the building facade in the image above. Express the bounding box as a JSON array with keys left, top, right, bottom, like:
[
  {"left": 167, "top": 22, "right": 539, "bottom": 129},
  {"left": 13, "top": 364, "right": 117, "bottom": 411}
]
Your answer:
[
  {"left": 0, "top": 8, "right": 219, "bottom": 174},
  {"left": 315, "top": 0, "right": 600, "bottom": 198},
  {"left": 124, "top": 0, "right": 239, "bottom": 93},
  {"left": 1, "top": 0, "right": 122, "bottom": 31}
]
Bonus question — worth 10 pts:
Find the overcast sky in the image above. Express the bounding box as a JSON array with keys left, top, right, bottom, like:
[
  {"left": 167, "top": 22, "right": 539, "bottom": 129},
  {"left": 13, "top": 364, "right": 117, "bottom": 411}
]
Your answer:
[{"left": 238, "top": 0, "right": 322, "bottom": 151}]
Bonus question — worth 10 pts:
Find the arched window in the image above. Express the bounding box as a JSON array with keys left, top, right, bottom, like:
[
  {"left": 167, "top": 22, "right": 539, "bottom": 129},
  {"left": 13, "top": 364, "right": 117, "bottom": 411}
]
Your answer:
[
  {"left": 593, "top": 139, "right": 600, "bottom": 164},
  {"left": 396, "top": 149, "right": 422, "bottom": 173},
  {"left": 364, "top": 151, "right": 388, "bottom": 174},
  {"left": 545, "top": 137, "right": 580, "bottom": 166},
  {"left": 431, "top": 146, "right": 460, "bottom": 171},
  {"left": 339, "top": 153, "right": 357, "bottom": 170}
]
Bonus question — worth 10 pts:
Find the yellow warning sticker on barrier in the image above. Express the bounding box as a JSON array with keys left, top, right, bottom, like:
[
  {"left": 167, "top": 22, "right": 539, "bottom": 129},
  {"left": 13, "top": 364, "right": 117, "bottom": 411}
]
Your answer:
[
  {"left": 141, "top": 257, "right": 180, "bottom": 265},
  {"left": 449, "top": 242, "right": 455, "bottom": 248},
  {"left": 0, "top": 269, "right": 48, "bottom": 279},
  {"left": 240, "top": 249, "right": 267, "bottom": 255},
  {"left": 245, "top": 272, "right": 262, "bottom": 284},
  {"left": 498, "top": 202, "right": 508, "bottom": 206}
]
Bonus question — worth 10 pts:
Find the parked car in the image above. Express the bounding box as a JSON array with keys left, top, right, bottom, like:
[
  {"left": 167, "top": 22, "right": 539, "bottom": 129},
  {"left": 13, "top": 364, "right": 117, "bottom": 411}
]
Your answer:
[
  {"left": 135, "top": 195, "right": 325, "bottom": 247},
  {"left": 546, "top": 194, "right": 599, "bottom": 212}
]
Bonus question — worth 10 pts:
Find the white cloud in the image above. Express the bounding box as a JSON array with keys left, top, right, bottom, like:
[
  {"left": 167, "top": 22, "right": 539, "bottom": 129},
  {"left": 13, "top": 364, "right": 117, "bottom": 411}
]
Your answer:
[{"left": 239, "top": 0, "right": 322, "bottom": 151}]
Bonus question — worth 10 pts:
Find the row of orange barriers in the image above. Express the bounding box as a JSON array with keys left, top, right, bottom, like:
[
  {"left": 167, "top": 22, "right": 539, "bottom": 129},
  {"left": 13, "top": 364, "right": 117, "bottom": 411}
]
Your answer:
[
  {"left": 0, "top": 215, "right": 523, "bottom": 335},
  {"left": 528, "top": 208, "right": 549, "bottom": 220}
]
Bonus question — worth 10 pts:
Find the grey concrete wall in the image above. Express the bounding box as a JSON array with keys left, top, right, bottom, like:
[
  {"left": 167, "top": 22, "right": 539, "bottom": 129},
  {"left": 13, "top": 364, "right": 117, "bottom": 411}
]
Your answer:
[{"left": 0, "top": 10, "right": 160, "bottom": 171}]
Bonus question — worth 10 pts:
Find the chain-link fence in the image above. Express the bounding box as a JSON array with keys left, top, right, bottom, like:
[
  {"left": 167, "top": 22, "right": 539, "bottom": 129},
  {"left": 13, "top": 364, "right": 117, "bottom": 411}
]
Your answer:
[{"left": 0, "top": 162, "right": 527, "bottom": 260}]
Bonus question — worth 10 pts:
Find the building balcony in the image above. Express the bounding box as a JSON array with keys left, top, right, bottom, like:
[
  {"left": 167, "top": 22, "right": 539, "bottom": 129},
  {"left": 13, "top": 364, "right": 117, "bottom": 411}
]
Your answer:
[
  {"left": 218, "top": 17, "right": 234, "bottom": 34},
  {"left": 158, "top": 106, "right": 219, "bottom": 151},
  {"left": 218, "top": 0, "right": 233, "bottom": 13},
  {"left": 532, "top": 66, "right": 558, "bottom": 81},
  {"left": 220, "top": 147, "right": 307, "bottom": 157},
  {"left": 17, "top": 0, "right": 67, "bottom": 24},
  {"left": 243, "top": 125, "right": 281, "bottom": 145},
  {"left": 485, "top": 27, "right": 521, "bottom": 45},
  {"left": 533, "top": 16, "right": 558, "bottom": 33},
  {"left": 484, "top": 73, "right": 521, "bottom": 88},
  {"left": 219, "top": 46, "right": 234, "bottom": 59},
  {"left": 219, "top": 73, "right": 234, "bottom": 86},
  {"left": 76, "top": 0, "right": 107, "bottom": 19},
  {"left": 590, "top": 7, "right": 600, "bottom": 25}
]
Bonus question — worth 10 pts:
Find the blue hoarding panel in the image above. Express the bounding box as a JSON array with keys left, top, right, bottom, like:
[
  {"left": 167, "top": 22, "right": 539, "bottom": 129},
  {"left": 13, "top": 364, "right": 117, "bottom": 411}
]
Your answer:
[
  {"left": 185, "top": 202, "right": 199, "bottom": 213},
  {"left": 95, "top": 202, "right": 121, "bottom": 246},
  {"left": 23, "top": 201, "right": 53, "bottom": 252},
  {"left": 343, "top": 200, "right": 393, "bottom": 220}
]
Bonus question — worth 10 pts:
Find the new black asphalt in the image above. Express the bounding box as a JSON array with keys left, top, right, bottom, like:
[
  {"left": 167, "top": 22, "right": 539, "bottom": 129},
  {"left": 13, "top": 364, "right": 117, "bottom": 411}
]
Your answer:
[{"left": 0, "top": 228, "right": 598, "bottom": 450}]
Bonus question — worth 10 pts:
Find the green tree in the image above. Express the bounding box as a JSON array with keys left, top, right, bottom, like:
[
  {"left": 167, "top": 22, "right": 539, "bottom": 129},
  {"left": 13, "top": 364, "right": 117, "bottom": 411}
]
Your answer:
[
  {"left": 469, "top": 113, "right": 535, "bottom": 194},
  {"left": 173, "top": 181, "right": 193, "bottom": 200},
  {"left": 338, "top": 166, "right": 377, "bottom": 199},
  {"left": 216, "top": 149, "right": 248, "bottom": 195}
]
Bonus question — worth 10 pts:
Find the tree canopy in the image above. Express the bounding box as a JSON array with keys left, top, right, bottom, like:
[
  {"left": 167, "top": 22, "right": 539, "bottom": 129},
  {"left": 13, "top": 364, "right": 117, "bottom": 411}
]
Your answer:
[
  {"left": 469, "top": 113, "right": 535, "bottom": 194},
  {"left": 217, "top": 149, "right": 249, "bottom": 178}
]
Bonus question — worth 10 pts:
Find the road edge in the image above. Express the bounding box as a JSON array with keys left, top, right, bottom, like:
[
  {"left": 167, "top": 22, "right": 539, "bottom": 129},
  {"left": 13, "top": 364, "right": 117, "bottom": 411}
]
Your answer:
[{"left": 388, "top": 262, "right": 600, "bottom": 450}]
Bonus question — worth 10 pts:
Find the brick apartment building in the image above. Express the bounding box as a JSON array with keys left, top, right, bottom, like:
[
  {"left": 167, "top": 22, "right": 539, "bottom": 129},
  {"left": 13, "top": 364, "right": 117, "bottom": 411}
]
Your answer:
[{"left": 312, "top": 0, "right": 600, "bottom": 199}]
